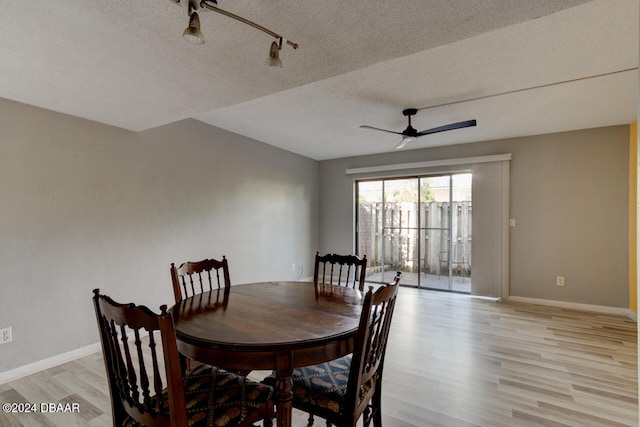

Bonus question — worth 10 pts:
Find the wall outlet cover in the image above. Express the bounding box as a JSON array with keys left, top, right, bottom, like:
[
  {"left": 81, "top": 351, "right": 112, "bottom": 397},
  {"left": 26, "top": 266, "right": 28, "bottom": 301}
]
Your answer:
[{"left": 0, "top": 327, "right": 12, "bottom": 344}]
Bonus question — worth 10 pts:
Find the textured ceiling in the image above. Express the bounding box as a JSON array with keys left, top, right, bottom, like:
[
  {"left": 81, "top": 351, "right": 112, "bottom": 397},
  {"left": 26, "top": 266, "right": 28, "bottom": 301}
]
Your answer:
[{"left": 0, "top": 0, "right": 637, "bottom": 160}]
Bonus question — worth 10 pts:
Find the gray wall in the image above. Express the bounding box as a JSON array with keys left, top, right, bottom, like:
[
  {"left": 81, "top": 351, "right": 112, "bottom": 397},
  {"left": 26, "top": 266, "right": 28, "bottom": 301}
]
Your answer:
[
  {"left": 0, "top": 94, "right": 629, "bottom": 375},
  {"left": 0, "top": 98, "right": 319, "bottom": 373},
  {"left": 319, "top": 126, "right": 629, "bottom": 307}
]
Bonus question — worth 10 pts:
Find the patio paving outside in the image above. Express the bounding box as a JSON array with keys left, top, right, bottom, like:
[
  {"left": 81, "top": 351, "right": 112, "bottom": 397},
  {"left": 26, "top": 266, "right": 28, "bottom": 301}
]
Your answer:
[{"left": 366, "top": 270, "right": 471, "bottom": 293}]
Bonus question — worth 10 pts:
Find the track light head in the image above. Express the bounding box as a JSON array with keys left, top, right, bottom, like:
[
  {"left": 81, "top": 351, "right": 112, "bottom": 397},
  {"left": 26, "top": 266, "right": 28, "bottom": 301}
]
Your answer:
[
  {"left": 266, "top": 39, "right": 283, "bottom": 68},
  {"left": 183, "top": 12, "right": 205, "bottom": 44}
]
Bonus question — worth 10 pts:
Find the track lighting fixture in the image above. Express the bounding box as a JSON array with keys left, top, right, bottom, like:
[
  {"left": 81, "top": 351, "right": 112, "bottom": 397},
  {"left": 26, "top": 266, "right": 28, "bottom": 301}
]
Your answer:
[{"left": 175, "top": 0, "right": 298, "bottom": 67}]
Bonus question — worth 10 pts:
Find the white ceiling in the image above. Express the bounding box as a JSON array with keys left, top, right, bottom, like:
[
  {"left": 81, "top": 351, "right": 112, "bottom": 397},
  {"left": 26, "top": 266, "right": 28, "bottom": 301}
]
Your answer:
[{"left": 0, "top": 0, "right": 637, "bottom": 160}]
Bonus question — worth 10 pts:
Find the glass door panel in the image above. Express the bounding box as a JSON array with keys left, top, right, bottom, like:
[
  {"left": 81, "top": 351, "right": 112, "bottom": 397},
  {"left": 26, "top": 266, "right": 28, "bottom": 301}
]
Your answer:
[
  {"left": 356, "top": 173, "right": 471, "bottom": 292},
  {"left": 382, "top": 178, "right": 419, "bottom": 284},
  {"left": 419, "top": 176, "right": 452, "bottom": 290},
  {"left": 357, "top": 180, "right": 384, "bottom": 280}
]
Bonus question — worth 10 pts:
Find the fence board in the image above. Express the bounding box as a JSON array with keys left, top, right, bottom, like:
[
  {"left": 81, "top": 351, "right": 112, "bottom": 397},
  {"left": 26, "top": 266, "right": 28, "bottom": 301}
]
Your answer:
[{"left": 358, "top": 201, "right": 472, "bottom": 276}]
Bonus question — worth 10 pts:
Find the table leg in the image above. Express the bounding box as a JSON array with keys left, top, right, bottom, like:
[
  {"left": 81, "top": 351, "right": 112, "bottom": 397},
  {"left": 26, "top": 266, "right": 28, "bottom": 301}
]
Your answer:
[
  {"left": 275, "top": 374, "right": 293, "bottom": 427},
  {"left": 275, "top": 352, "right": 293, "bottom": 427}
]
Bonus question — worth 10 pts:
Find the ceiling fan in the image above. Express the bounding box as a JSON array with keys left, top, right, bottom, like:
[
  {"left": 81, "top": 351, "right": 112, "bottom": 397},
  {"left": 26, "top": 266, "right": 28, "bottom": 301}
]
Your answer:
[{"left": 360, "top": 108, "right": 477, "bottom": 150}]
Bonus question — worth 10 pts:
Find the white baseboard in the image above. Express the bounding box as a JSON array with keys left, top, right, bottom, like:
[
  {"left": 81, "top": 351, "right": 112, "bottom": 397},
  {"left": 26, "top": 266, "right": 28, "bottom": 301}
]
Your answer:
[
  {"left": 506, "top": 296, "right": 636, "bottom": 319},
  {"left": 0, "top": 342, "right": 101, "bottom": 385}
]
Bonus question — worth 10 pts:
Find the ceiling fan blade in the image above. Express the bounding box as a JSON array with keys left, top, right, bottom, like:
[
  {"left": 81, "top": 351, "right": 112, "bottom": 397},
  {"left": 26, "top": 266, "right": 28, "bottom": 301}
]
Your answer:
[
  {"left": 360, "top": 125, "right": 404, "bottom": 136},
  {"left": 416, "top": 119, "right": 477, "bottom": 137},
  {"left": 394, "top": 137, "right": 415, "bottom": 150}
]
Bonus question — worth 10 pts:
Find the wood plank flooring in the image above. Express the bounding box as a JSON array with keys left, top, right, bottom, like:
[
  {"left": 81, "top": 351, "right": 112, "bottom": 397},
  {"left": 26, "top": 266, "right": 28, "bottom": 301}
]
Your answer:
[{"left": 0, "top": 288, "right": 637, "bottom": 426}]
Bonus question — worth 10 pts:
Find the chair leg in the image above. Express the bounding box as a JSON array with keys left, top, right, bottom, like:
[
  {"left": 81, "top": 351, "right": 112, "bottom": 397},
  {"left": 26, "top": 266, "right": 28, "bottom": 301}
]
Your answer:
[
  {"left": 362, "top": 405, "right": 372, "bottom": 427},
  {"left": 307, "top": 414, "right": 314, "bottom": 426},
  {"left": 371, "top": 392, "right": 383, "bottom": 427},
  {"left": 179, "top": 353, "right": 188, "bottom": 375},
  {"left": 372, "top": 409, "right": 382, "bottom": 427},
  {"left": 255, "top": 408, "right": 273, "bottom": 427}
]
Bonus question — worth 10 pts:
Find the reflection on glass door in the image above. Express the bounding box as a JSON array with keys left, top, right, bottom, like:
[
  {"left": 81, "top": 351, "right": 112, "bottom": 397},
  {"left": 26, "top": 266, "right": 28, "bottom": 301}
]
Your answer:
[
  {"left": 356, "top": 173, "right": 472, "bottom": 292},
  {"left": 383, "top": 178, "right": 419, "bottom": 286}
]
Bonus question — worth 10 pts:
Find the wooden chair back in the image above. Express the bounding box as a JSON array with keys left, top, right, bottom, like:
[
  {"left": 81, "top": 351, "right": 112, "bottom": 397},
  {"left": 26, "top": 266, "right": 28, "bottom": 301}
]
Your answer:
[
  {"left": 170, "top": 256, "right": 231, "bottom": 303},
  {"left": 389, "top": 271, "right": 402, "bottom": 287},
  {"left": 92, "top": 289, "right": 187, "bottom": 427},
  {"left": 313, "top": 252, "right": 368, "bottom": 291},
  {"left": 347, "top": 276, "right": 400, "bottom": 425}
]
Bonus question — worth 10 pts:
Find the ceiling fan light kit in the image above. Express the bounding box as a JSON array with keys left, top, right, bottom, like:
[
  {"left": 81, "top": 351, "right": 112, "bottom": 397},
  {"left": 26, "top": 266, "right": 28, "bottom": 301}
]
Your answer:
[
  {"left": 175, "top": 0, "right": 298, "bottom": 68},
  {"left": 360, "top": 108, "right": 477, "bottom": 150}
]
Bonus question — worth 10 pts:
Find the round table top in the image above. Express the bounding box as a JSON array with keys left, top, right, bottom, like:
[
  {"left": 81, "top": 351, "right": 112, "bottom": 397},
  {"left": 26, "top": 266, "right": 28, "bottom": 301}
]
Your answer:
[{"left": 171, "top": 281, "right": 365, "bottom": 352}]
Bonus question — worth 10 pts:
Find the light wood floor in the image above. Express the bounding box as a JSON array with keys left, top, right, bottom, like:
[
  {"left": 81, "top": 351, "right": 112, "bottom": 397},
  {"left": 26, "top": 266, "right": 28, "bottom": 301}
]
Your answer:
[{"left": 0, "top": 288, "right": 637, "bottom": 426}]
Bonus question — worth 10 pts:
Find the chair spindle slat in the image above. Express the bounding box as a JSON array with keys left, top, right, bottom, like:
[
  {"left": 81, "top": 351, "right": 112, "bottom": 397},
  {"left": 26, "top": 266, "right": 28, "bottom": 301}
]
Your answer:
[
  {"left": 133, "top": 329, "right": 152, "bottom": 407},
  {"left": 148, "top": 331, "right": 165, "bottom": 412},
  {"left": 119, "top": 324, "right": 141, "bottom": 405}
]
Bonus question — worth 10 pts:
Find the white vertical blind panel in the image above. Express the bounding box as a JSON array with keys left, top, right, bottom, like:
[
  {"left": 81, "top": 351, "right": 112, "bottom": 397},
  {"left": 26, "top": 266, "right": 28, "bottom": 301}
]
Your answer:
[{"left": 470, "top": 160, "right": 510, "bottom": 298}]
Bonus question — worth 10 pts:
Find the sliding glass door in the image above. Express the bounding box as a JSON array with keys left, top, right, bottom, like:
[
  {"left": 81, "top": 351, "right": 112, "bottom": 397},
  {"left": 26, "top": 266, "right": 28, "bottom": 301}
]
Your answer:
[{"left": 356, "top": 173, "right": 472, "bottom": 292}]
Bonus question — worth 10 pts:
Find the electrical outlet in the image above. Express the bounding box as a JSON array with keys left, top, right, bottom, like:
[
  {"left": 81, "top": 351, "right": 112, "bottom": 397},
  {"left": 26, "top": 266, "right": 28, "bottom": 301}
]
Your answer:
[
  {"left": 0, "top": 327, "right": 12, "bottom": 344},
  {"left": 291, "top": 263, "right": 296, "bottom": 272},
  {"left": 556, "top": 276, "right": 565, "bottom": 287}
]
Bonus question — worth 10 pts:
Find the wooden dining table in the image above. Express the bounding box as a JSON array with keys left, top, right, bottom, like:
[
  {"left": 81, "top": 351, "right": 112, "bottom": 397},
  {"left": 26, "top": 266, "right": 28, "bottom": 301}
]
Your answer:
[{"left": 170, "top": 280, "right": 366, "bottom": 427}]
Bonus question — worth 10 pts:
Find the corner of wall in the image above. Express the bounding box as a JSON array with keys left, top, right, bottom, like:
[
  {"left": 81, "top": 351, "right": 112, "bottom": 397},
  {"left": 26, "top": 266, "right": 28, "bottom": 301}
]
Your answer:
[{"left": 630, "top": 120, "right": 637, "bottom": 314}]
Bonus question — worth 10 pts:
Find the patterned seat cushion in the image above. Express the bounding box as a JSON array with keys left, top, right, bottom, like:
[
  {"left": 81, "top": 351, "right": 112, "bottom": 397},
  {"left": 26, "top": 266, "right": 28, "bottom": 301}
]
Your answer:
[
  {"left": 290, "top": 355, "right": 352, "bottom": 418},
  {"left": 266, "top": 354, "right": 378, "bottom": 423},
  {"left": 124, "top": 364, "right": 273, "bottom": 427}
]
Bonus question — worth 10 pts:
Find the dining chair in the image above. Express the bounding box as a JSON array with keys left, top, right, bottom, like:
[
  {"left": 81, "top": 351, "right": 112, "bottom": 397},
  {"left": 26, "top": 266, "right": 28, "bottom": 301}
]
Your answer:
[
  {"left": 276, "top": 271, "right": 400, "bottom": 427},
  {"left": 170, "top": 256, "right": 251, "bottom": 374},
  {"left": 313, "top": 252, "right": 368, "bottom": 291},
  {"left": 92, "top": 289, "right": 273, "bottom": 427},
  {"left": 170, "top": 256, "right": 231, "bottom": 303}
]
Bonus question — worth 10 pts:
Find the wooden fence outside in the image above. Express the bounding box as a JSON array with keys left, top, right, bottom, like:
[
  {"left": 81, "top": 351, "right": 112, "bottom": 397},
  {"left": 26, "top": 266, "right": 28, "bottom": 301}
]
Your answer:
[{"left": 358, "top": 201, "right": 472, "bottom": 276}]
